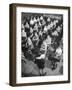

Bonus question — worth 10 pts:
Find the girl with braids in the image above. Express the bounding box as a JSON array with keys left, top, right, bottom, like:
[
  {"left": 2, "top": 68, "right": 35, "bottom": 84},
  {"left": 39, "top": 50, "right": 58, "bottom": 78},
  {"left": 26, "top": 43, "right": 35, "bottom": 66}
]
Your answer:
[{"left": 35, "top": 41, "right": 48, "bottom": 76}]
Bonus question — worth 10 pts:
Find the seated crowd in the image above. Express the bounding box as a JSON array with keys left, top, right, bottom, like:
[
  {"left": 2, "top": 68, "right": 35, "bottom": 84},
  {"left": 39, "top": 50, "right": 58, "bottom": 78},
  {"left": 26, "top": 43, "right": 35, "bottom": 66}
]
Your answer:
[{"left": 21, "top": 14, "right": 63, "bottom": 76}]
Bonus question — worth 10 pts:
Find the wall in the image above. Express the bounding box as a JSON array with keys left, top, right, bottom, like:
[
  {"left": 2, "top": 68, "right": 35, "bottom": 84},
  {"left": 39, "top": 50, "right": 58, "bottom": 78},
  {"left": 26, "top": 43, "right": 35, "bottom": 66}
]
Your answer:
[{"left": 0, "top": 0, "right": 72, "bottom": 90}]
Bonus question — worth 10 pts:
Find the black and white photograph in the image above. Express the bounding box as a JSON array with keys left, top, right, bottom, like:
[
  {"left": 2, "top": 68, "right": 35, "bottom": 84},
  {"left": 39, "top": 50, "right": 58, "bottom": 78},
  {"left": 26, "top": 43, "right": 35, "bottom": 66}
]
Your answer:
[
  {"left": 9, "top": 3, "right": 70, "bottom": 86},
  {"left": 21, "top": 13, "right": 63, "bottom": 77}
]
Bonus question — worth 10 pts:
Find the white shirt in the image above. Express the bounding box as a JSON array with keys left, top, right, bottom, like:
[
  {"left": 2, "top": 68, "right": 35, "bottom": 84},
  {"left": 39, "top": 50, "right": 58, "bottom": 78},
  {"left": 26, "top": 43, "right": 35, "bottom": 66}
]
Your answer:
[
  {"left": 34, "top": 17, "right": 37, "bottom": 23},
  {"left": 27, "top": 37, "right": 32, "bottom": 45},
  {"left": 45, "top": 36, "right": 52, "bottom": 46},
  {"left": 21, "top": 24, "right": 24, "bottom": 29},
  {"left": 44, "top": 26, "right": 48, "bottom": 32},
  {"left": 40, "top": 16, "right": 43, "bottom": 20},
  {"left": 52, "top": 31, "right": 58, "bottom": 36},
  {"left": 30, "top": 19, "right": 34, "bottom": 25},
  {"left": 47, "top": 17, "right": 51, "bottom": 22},
  {"left": 50, "top": 22, "right": 53, "bottom": 28},
  {"left": 39, "top": 31, "right": 42, "bottom": 36},
  {"left": 30, "top": 27, "right": 33, "bottom": 33},
  {"left": 57, "top": 26, "right": 61, "bottom": 33},
  {"left": 25, "top": 22, "right": 29, "bottom": 28},
  {"left": 47, "top": 24, "right": 51, "bottom": 30},
  {"left": 56, "top": 47, "right": 62, "bottom": 56},
  {"left": 27, "top": 37, "right": 34, "bottom": 49},
  {"left": 36, "top": 54, "right": 45, "bottom": 59},
  {"left": 21, "top": 30, "right": 27, "bottom": 37}
]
